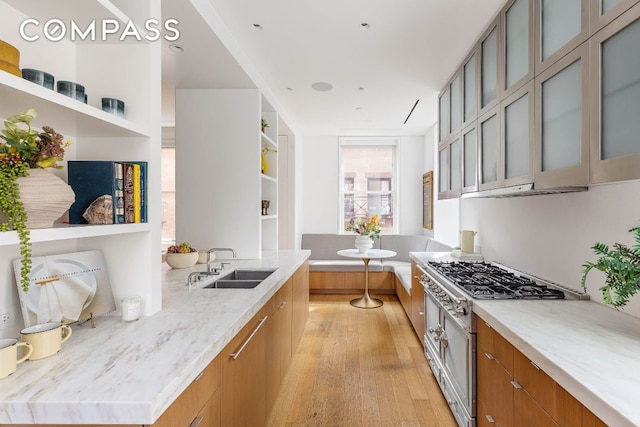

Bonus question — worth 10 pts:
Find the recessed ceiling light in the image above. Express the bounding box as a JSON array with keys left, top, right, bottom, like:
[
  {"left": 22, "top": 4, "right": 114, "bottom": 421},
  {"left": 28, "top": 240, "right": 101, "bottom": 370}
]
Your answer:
[
  {"left": 360, "top": 23, "right": 370, "bottom": 30},
  {"left": 357, "top": 87, "right": 365, "bottom": 91},
  {"left": 252, "top": 24, "right": 263, "bottom": 30},
  {"left": 312, "top": 82, "right": 333, "bottom": 92},
  {"left": 356, "top": 107, "right": 363, "bottom": 110},
  {"left": 168, "top": 44, "right": 184, "bottom": 53},
  {"left": 287, "top": 87, "right": 294, "bottom": 91}
]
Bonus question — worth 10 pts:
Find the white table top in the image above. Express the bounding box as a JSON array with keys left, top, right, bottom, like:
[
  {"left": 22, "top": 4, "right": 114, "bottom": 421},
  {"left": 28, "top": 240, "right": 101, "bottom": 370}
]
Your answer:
[{"left": 337, "top": 248, "right": 397, "bottom": 259}]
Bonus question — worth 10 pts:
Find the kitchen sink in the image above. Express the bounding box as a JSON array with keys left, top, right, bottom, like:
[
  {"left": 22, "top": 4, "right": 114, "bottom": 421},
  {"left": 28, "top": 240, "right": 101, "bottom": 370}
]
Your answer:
[
  {"left": 205, "top": 280, "right": 262, "bottom": 289},
  {"left": 203, "top": 268, "right": 277, "bottom": 289}
]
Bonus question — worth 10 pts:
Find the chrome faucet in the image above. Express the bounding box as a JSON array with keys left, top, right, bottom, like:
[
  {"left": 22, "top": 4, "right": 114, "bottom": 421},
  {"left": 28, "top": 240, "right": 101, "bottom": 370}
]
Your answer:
[
  {"left": 206, "top": 248, "right": 237, "bottom": 273},
  {"left": 187, "top": 271, "right": 219, "bottom": 291}
]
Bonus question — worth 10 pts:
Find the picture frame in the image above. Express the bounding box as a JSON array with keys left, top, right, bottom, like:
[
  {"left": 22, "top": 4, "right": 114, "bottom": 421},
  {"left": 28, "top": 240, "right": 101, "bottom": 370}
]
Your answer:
[{"left": 423, "top": 171, "right": 433, "bottom": 230}]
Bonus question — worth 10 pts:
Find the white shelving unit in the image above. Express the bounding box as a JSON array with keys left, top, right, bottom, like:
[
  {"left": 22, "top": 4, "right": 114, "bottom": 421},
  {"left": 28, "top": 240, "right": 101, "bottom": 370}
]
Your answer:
[
  {"left": 0, "top": 0, "right": 162, "bottom": 331},
  {"left": 176, "top": 89, "right": 279, "bottom": 258}
]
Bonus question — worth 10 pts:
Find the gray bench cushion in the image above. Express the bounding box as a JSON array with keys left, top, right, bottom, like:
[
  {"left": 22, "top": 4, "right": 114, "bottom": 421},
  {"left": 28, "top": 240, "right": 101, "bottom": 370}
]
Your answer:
[
  {"left": 301, "top": 234, "right": 381, "bottom": 260},
  {"left": 379, "top": 235, "right": 430, "bottom": 262}
]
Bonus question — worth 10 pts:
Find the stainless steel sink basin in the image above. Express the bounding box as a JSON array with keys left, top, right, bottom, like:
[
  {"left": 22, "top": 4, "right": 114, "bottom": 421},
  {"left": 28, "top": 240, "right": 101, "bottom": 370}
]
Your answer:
[
  {"left": 219, "top": 268, "right": 277, "bottom": 281},
  {"left": 205, "top": 280, "right": 262, "bottom": 289},
  {"left": 203, "top": 268, "right": 277, "bottom": 289}
]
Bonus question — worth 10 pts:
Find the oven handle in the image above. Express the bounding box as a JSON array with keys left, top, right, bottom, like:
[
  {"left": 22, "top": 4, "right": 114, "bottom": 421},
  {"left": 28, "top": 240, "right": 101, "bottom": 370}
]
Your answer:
[{"left": 417, "top": 265, "right": 468, "bottom": 306}]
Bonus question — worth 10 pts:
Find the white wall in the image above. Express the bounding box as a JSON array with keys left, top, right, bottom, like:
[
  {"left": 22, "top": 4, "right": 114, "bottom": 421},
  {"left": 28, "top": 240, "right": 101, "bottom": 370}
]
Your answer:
[
  {"left": 301, "top": 135, "right": 426, "bottom": 235},
  {"left": 460, "top": 180, "right": 640, "bottom": 317}
]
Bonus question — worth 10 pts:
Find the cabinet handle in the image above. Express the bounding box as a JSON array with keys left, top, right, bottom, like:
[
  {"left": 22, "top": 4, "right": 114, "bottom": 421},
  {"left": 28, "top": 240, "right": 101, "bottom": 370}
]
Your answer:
[
  {"left": 193, "top": 371, "right": 204, "bottom": 382},
  {"left": 530, "top": 361, "right": 540, "bottom": 370},
  {"left": 230, "top": 316, "right": 269, "bottom": 360},
  {"left": 485, "top": 322, "right": 491, "bottom": 328},
  {"left": 419, "top": 311, "right": 424, "bottom": 316},
  {"left": 486, "top": 414, "right": 496, "bottom": 423},
  {"left": 511, "top": 379, "right": 523, "bottom": 389},
  {"left": 189, "top": 416, "right": 204, "bottom": 427},
  {"left": 277, "top": 301, "right": 287, "bottom": 310},
  {"left": 484, "top": 352, "right": 495, "bottom": 360}
]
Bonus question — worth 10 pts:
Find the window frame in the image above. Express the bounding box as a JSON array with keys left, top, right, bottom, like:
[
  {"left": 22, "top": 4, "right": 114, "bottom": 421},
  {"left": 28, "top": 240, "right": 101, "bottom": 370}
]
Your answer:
[{"left": 338, "top": 137, "right": 399, "bottom": 234}]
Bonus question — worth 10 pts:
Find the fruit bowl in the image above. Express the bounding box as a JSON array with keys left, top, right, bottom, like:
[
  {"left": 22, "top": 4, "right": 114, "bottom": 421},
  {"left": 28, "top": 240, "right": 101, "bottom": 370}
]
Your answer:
[{"left": 165, "top": 252, "right": 198, "bottom": 269}]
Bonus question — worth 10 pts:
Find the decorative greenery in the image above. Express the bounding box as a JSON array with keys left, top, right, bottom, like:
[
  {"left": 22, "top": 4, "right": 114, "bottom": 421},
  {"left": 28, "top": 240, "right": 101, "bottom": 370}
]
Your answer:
[
  {"left": 581, "top": 223, "right": 640, "bottom": 308},
  {"left": 0, "top": 108, "right": 71, "bottom": 292},
  {"left": 261, "top": 116, "right": 269, "bottom": 130},
  {"left": 346, "top": 214, "right": 382, "bottom": 239},
  {"left": 167, "top": 241, "right": 197, "bottom": 253}
]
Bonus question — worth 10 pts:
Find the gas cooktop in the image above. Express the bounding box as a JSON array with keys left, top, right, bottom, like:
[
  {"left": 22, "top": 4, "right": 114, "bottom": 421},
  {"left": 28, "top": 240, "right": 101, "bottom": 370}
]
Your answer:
[{"left": 427, "top": 261, "right": 568, "bottom": 300}]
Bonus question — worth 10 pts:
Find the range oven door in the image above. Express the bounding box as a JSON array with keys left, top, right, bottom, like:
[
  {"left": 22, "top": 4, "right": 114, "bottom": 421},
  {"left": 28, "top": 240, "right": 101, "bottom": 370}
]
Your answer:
[{"left": 440, "top": 307, "right": 476, "bottom": 419}]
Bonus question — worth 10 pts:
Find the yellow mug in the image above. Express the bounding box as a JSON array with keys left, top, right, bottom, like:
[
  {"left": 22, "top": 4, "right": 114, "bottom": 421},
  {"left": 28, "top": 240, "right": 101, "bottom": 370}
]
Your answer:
[
  {"left": 20, "top": 322, "right": 72, "bottom": 360},
  {"left": 0, "top": 338, "right": 33, "bottom": 379}
]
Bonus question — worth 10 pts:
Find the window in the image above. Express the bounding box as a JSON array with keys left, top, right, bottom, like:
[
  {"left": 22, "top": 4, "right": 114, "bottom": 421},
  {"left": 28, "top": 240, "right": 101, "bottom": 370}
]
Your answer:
[
  {"left": 161, "top": 130, "right": 176, "bottom": 249},
  {"left": 340, "top": 138, "right": 397, "bottom": 234}
]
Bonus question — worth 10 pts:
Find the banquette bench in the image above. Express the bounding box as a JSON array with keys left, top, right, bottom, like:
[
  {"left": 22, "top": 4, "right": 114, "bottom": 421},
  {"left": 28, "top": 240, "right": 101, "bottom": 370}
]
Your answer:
[{"left": 301, "top": 234, "right": 452, "bottom": 301}]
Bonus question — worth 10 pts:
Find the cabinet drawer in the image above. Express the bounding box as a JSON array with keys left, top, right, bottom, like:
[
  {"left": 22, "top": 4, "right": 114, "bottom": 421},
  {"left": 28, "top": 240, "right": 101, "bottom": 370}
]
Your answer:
[
  {"left": 513, "top": 348, "right": 557, "bottom": 417},
  {"left": 476, "top": 319, "right": 513, "bottom": 372},
  {"left": 513, "top": 385, "right": 558, "bottom": 427},
  {"left": 477, "top": 342, "right": 514, "bottom": 427},
  {"left": 152, "top": 355, "right": 221, "bottom": 427}
]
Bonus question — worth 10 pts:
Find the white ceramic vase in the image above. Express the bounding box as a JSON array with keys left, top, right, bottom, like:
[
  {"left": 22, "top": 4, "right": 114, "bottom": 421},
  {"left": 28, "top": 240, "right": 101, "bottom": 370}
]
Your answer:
[
  {"left": 355, "top": 235, "right": 374, "bottom": 254},
  {"left": 0, "top": 169, "right": 76, "bottom": 229}
]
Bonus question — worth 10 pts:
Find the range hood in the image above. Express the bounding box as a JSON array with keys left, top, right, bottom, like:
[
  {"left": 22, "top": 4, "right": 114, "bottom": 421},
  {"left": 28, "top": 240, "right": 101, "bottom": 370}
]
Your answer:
[{"left": 460, "top": 183, "right": 588, "bottom": 198}]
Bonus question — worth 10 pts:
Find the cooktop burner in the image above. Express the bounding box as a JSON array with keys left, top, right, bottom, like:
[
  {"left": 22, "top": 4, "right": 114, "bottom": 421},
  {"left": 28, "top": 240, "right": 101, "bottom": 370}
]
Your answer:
[{"left": 428, "top": 261, "right": 566, "bottom": 300}]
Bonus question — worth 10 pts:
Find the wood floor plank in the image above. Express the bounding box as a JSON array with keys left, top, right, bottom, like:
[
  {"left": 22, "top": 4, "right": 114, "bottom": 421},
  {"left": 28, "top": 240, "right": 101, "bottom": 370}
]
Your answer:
[{"left": 268, "top": 294, "right": 457, "bottom": 427}]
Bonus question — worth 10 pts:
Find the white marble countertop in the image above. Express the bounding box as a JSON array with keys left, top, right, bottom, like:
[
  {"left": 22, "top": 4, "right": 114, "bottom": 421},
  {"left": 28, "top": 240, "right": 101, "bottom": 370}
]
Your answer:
[
  {"left": 0, "top": 249, "right": 310, "bottom": 425},
  {"left": 410, "top": 252, "right": 640, "bottom": 427}
]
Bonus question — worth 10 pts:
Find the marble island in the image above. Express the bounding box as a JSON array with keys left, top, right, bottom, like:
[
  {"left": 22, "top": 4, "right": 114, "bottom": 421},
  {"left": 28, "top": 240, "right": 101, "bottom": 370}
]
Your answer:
[
  {"left": 0, "top": 250, "right": 310, "bottom": 425},
  {"left": 411, "top": 252, "right": 640, "bottom": 427}
]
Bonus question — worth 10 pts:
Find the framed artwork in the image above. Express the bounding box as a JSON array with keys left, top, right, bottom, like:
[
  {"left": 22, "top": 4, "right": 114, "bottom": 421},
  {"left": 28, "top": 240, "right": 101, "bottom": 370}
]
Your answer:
[{"left": 423, "top": 171, "right": 433, "bottom": 230}]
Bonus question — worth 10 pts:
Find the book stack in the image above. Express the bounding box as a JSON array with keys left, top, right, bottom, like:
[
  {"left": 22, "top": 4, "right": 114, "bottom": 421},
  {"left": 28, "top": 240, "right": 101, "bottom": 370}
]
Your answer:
[{"left": 68, "top": 160, "right": 147, "bottom": 225}]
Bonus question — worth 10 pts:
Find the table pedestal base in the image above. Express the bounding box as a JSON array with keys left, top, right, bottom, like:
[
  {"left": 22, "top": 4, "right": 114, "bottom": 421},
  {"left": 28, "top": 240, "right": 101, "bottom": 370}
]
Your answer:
[{"left": 350, "top": 294, "right": 383, "bottom": 309}]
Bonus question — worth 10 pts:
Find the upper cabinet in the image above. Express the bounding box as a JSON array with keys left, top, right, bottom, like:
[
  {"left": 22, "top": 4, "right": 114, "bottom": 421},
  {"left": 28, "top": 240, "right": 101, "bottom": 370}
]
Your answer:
[
  {"left": 589, "top": 0, "right": 640, "bottom": 33},
  {"left": 534, "top": 0, "right": 589, "bottom": 73},
  {"left": 502, "top": 0, "right": 534, "bottom": 96},
  {"left": 479, "top": 18, "right": 501, "bottom": 114},
  {"left": 589, "top": 3, "right": 640, "bottom": 183},
  {"left": 438, "top": 0, "right": 640, "bottom": 197},
  {"left": 438, "top": 87, "right": 450, "bottom": 142}
]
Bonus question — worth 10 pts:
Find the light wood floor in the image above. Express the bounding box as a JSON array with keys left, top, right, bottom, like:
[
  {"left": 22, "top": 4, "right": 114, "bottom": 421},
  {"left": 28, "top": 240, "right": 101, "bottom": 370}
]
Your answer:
[{"left": 267, "top": 294, "right": 457, "bottom": 427}]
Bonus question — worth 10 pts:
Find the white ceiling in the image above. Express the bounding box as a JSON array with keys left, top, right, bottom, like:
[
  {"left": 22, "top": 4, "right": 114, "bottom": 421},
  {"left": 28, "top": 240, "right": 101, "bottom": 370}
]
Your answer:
[{"left": 162, "top": 0, "right": 507, "bottom": 136}]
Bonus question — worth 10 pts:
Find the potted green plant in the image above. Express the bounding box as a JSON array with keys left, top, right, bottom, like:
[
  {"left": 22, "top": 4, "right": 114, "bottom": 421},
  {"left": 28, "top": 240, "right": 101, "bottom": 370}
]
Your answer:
[
  {"left": 0, "top": 108, "right": 72, "bottom": 292},
  {"left": 261, "top": 117, "right": 269, "bottom": 133},
  {"left": 581, "top": 223, "right": 640, "bottom": 308}
]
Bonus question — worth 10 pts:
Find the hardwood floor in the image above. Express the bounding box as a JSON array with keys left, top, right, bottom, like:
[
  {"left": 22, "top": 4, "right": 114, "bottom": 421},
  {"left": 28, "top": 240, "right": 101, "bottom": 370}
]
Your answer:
[{"left": 267, "top": 294, "right": 457, "bottom": 427}]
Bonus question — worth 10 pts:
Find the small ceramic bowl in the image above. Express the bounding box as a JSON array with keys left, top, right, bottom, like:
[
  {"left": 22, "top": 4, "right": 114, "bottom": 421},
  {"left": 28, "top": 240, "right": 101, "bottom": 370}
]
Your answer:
[
  {"left": 0, "top": 40, "right": 20, "bottom": 67},
  {"left": 101, "top": 97, "right": 125, "bottom": 118},
  {"left": 0, "top": 60, "right": 20, "bottom": 77},
  {"left": 22, "top": 69, "right": 55, "bottom": 90},
  {"left": 165, "top": 252, "right": 199, "bottom": 269},
  {"left": 57, "top": 80, "right": 85, "bottom": 100}
]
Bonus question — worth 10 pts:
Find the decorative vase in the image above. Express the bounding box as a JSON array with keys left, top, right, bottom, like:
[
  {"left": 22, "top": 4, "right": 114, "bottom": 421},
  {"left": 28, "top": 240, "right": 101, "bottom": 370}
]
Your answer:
[
  {"left": 355, "top": 235, "right": 373, "bottom": 254},
  {"left": 261, "top": 153, "right": 269, "bottom": 174},
  {"left": 15, "top": 169, "right": 75, "bottom": 229}
]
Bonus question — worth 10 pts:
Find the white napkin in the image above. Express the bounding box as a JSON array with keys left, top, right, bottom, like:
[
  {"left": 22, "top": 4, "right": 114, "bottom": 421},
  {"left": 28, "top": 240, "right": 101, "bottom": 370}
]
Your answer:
[{"left": 36, "top": 259, "right": 93, "bottom": 323}]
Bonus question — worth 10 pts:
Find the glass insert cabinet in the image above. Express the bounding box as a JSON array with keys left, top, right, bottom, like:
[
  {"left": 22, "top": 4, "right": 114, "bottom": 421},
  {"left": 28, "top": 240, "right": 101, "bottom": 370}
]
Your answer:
[{"left": 437, "top": 0, "right": 640, "bottom": 200}]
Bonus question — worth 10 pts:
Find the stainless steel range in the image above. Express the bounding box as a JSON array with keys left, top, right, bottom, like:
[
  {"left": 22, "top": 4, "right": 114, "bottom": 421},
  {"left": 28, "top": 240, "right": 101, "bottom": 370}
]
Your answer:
[{"left": 417, "top": 260, "right": 588, "bottom": 427}]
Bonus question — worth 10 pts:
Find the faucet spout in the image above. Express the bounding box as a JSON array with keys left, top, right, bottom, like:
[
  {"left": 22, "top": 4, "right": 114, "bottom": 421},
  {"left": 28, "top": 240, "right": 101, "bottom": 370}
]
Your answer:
[{"left": 206, "top": 248, "right": 237, "bottom": 272}]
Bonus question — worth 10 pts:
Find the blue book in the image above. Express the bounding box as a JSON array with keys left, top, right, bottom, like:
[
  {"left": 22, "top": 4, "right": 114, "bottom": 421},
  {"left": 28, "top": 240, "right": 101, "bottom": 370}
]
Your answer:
[{"left": 67, "top": 161, "right": 125, "bottom": 224}]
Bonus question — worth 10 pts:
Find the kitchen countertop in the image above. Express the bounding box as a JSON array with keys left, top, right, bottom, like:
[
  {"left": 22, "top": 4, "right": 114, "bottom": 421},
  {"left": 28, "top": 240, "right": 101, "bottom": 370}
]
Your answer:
[
  {"left": 0, "top": 249, "right": 310, "bottom": 425},
  {"left": 410, "top": 252, "right": 640, "bottom": 427}
]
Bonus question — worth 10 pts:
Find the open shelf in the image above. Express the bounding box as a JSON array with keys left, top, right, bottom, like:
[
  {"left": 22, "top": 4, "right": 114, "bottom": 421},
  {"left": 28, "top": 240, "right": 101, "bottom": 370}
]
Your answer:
[{"left": 0, "top": 223, "right": 152, "bottom": 246}]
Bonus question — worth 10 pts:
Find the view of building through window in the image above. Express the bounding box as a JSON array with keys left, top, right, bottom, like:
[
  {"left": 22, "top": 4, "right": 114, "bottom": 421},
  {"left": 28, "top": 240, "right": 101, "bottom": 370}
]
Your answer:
[
  {"left": 161, "top": 148, "right": 176, "bottom": 249},
  {"left": 341, "top": 144, "right": 395, "bottom": 234}
]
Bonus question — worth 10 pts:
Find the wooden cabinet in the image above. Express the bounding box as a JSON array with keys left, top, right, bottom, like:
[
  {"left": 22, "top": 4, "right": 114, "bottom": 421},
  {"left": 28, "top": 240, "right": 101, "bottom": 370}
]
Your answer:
[
  {"left": 221, "top": 308, "right": 269, "bottom": 427},
  {"left": 410, "top": 261, "right": 425, "bottom": 344},
  {"left": 477, "top": 315, "right": 607, "bottom": 427},
  {"left": 291, "top": 261, "right": 310, "bottom": 358},
  {"left": 265, "top": 279, "right": 292, "bottom": 418},
  {"left": 151, "top": 356, "right": 221, "bottom": 427}
]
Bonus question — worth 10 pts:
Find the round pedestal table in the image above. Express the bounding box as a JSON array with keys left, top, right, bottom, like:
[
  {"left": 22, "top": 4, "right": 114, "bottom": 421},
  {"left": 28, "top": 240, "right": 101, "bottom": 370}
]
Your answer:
[{"left": 337, "top": 248, "right": 397, "bottom": 309}]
